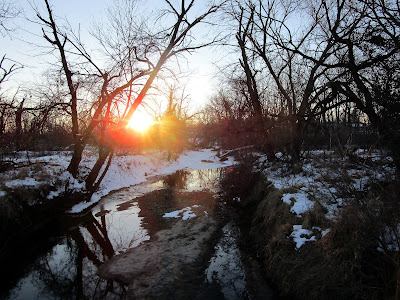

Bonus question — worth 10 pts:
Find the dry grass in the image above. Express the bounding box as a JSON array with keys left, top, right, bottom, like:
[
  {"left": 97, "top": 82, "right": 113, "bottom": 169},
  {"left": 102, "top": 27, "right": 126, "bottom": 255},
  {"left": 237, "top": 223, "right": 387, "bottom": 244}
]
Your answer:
[{"left": 242, "top": 175, "right": 397, "bottom": 299}]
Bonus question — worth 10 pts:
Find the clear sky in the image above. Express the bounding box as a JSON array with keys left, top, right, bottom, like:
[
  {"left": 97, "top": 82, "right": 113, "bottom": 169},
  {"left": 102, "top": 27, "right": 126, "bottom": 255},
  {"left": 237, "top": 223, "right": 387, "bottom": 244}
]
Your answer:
[{"left": 1, "top": 0, "right": 225, "bottom": 112}]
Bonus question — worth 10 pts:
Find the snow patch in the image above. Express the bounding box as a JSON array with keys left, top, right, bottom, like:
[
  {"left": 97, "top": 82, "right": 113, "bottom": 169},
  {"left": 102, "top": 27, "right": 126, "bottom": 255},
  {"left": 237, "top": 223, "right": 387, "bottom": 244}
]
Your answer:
[
  {"left": 163, "top": 205, "right": 199, "bottom": 220},
  {"left": 290, "top": 225, "right": 316, "bottom": 249},
  {"left": 5, "top": 177, "right": 40, "bottom": 188},
  {"left": 282, "top": 193, "right": 314, "bottom": 216},
  {"left": 321, "top": 228, "right": 331, "bottom": 237},
  {"left": 378, "top": 225, "right": 400, "bottom": 252}
]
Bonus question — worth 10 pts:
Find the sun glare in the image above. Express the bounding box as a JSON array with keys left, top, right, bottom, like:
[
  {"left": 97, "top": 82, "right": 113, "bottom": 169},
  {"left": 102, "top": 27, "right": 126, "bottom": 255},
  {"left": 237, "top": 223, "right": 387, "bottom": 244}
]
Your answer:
[{"left": 126, "top": 110, "right": 155, "bottom": 132}]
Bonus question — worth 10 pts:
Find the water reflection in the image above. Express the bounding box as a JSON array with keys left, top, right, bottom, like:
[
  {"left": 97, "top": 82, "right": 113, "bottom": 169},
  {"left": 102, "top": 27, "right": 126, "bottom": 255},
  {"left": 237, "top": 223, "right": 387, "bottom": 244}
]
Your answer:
[
  {"left": 163, "top": 168, "right": 224, "bottom": 192},
  {"left": 206, "top": 222, "right": 247, "bottom": 299},
  {"left": 7, "top": 234, "right": 127, "bottom": 300},
  {"left": 4, "top": 168, "right": 226, "bottom": 300}
]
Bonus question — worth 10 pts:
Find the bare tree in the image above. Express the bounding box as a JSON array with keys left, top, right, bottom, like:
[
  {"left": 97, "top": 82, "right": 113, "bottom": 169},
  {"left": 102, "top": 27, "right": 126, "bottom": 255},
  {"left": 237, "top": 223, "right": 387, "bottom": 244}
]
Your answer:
[
  {"left": 236, "top": 5, "right": 263, "bottom": 129},
  {"left": 310, "top": 0, "right": 400, "bottom": 170},
  {"left": 232, "top": 0, "right": 342, "bottom": 171},
  {"left": 37, "top": 0, "right": 223, "bottom": 192},
  {"left": 228, "top": 0, "right": 400, "bottom": 171},
  {"left": 0, "top": 0, "right": 19, "bottom": 36}
]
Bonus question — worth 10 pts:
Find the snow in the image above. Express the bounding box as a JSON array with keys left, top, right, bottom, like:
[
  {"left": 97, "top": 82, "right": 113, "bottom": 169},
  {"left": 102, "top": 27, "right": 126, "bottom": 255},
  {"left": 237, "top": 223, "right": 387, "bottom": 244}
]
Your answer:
[
  {"left": 282, "top": 193, "right": 314, "bottom": 216},
  {"left": 163, "top": 210, "right": 181, "bottom": 218},
  {"left": 253, "top": 148, "right": 394, "bottom": 252},
  {"left": 289, "top": 225, "right": 330, "bottom": 250},
  {"left": 5, "top": 177, "right": 41, "bottom": 188},
  {"left": 290, "top": 225, "right": 316, "bottom": 249},
  {"left": 162, "top": 205, "right": 199, "bottom": 220},
  {"left": 378, "top": 225, "right": 400, "bottom": 252},
  {"left": 321, "top": 228, "right": 331, "bottom": 237},
  {"left": 254, "top": 149, "right": 395, "bottom": 220},
  {"left": 1, "top": 147, "right": 394, "bottom": 224}
]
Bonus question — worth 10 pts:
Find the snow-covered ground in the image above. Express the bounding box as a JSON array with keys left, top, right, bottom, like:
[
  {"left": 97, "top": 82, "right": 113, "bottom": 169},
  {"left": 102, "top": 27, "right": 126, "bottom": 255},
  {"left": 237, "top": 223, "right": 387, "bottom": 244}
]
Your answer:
[{"left": 0, "top": 148, "right": 236, "bottom": 213}]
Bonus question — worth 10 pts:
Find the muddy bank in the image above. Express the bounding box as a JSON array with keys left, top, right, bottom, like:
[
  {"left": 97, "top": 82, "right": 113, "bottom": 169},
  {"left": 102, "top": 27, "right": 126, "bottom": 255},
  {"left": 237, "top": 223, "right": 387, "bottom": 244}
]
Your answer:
[{"left": 98, "top": 215, "right": 223, "bottom": 299}]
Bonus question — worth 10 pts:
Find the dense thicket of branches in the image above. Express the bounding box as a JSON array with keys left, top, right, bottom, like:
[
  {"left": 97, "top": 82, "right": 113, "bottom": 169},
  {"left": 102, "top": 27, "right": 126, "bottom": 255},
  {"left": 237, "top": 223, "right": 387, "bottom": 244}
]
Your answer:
[{"left": 199, "top": 0, "right": 400, "bottom": 173}]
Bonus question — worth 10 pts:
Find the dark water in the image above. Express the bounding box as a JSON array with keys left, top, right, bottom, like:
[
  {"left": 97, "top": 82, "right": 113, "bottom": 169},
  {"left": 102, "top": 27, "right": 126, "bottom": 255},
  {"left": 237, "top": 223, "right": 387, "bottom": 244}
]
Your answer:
[{"left": 1, "top": 168, "right": 254, "bottom": 300}]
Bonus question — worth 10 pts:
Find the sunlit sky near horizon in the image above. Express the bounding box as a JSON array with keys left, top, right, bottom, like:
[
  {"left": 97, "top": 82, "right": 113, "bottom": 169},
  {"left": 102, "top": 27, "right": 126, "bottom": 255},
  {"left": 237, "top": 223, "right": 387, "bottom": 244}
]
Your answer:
[{"left": 1, "top": 0, "right": 228, "bottom": 114}]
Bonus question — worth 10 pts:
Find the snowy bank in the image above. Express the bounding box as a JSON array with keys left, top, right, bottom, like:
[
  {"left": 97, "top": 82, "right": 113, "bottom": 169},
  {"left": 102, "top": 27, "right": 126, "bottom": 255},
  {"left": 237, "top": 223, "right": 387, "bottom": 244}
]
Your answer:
[
  {"left": 0, "top": 148, "right": 236, "bottom": 214},
  {"left": 239, "top": 149, "right": 397, "bottom": 299},
  {"left": 70, "top": 148, "right": 236, "bottom": 213}
]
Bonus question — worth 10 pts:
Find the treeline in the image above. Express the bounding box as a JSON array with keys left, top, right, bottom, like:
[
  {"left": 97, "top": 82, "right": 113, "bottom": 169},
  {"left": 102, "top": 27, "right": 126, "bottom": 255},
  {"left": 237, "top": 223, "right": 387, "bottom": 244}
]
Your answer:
[
  {"left": 0, "top": 95, "right": 73, "bottom": 152},
  {"left": 198, "top": 0, "right": 400, "bottom": 173}
]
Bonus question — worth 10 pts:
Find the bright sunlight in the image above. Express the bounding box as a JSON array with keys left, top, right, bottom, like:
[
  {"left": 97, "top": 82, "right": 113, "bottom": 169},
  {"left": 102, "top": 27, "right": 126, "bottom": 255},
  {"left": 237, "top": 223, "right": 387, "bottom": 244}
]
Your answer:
[{"left": 126, "top": 110, "right": 155, "bottom": 132}]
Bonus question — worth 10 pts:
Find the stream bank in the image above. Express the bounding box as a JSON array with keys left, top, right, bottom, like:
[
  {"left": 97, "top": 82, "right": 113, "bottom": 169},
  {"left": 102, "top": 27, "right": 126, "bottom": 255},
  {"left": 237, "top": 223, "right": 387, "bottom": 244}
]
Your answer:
[
  {"left": 98, "top": 215, "right": 223, "bottom": 299},
  {"left": 1, "top": 166, "right": 278, "bottom": 300},
  {"left": 237, "top": 171, "right": 396, "bottom": 300}
]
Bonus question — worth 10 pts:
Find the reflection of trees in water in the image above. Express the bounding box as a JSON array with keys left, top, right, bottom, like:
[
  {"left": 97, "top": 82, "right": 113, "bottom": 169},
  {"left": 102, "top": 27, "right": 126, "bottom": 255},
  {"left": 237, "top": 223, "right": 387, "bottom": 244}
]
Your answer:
[
  {"left": 137, "top": 169, "right": 226, "bottom": 237},
  {"left": 137, "top": 188, "right": 178, "bottom": 236},
  {"left": 28, "top": 212, "right": 127, "bottom": 299},
  {"left": 31, "top": 240, "right": 79, "bottom": 299},
  {"left": 206, "top": 223, "right": 247, "bottom": 299},
  {"left": 163, "top": 168, "right": 225, "bottom": 192},
  {"left": 72, "top": 212, "right": 127, "bottom": 299},
  {"left": 10, "top": 168, "right": 230, "bottom": 299},
  {"left": 26, "top": 168, "right": 228, "bottom": 299},
  {"left": 78, "top": 212, "right": 115, "bottom": 263},
  {"left": 163, "top": 169, "right": 189, "bottom": 189},
  {"left": 194, "top": 168, "right": 225, "bottom": 191}
]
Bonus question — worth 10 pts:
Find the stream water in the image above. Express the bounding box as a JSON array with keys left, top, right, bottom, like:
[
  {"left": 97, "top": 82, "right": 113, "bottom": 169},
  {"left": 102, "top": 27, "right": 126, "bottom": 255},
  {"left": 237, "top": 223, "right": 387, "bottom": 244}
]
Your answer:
[{"left": 1, "top": 167, "right": 272, "bottom": 299}]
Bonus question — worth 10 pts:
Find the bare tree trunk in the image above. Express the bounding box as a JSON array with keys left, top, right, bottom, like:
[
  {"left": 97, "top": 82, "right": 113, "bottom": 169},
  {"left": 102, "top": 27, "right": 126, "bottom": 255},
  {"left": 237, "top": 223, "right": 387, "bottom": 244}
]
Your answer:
[
  {"left": 92, "top": 152, "right": 114, "bottom": 192},
  {"left": 14, "top": 99, "right": 25, "bottom": 151},
  {"left": 0, "top": 105, "right": 7, "bottom": 137},
  {"left": 85, "top": 148, "right": 112, "bottom": 192},
  {"left": 290, "top": 118, "right": 304, "bottom": 174},
  {"left": 67, "top": 142, "right": 85, "bottom": 177},
  {"left": 236, "top": 11, "right": 263, "bottom": 131}
]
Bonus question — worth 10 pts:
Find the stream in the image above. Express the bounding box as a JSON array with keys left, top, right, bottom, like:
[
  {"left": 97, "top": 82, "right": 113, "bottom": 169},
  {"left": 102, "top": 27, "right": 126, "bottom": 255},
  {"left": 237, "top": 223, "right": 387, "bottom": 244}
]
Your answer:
[{"left": 1, "top": 167, "right": 274, "bottom": 299}]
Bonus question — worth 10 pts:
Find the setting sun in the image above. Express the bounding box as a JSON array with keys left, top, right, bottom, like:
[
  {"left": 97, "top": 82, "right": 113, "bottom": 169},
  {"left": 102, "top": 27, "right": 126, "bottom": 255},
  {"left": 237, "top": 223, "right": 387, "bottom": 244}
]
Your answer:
[{"left": 126, "top": 110, "right": 155, "bottom": 132}]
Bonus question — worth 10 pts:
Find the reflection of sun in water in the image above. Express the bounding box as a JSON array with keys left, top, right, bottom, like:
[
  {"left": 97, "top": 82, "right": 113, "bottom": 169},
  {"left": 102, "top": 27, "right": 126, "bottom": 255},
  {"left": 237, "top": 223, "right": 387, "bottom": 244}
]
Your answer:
[{"left": 126, "top": 110, "right": 155, "bottom": 132}]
